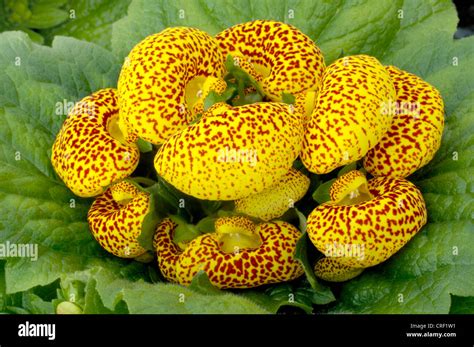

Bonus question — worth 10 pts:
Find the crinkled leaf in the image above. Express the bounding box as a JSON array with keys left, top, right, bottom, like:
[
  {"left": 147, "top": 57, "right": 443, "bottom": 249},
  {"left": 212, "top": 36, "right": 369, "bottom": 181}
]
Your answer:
[
  {"left": 86, "top": 268, "right": 270, "bottom": 314},
  {"left": 0, "top": 0, "right": 132, "bottom": 49},
  {"left": 0, "top": 31, "right": 129, "bottom": 294},
  {"left": 189, "top": 271, "right": 309, "bottom": 313},
  {"left": 40, "top": 0, "right": 131, "bottom": 49}
]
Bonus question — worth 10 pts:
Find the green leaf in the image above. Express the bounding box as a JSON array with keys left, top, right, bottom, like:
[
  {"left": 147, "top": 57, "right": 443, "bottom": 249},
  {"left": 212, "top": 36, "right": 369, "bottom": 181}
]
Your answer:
[
  {"left": 281, "top": 92, "right": 296, "bottom": 105},
  {"left": 1, "top": 1, "right": 131, "bottom": 49},
  {"left": 294, "top": 209, "right": 335, "bottom": 305},
  {"left": 262, "top": 283, "right": 315, "bottom": 313},
  {"left": 88, "top": 267, "right": 270, "bottom": 314},
  {"left": 203, "top": 87, "right": 235, "bottom": 111},
  {"left": 195, "top": 216, "right": 216, "bottom": 233},
  {"left": 312, "top": 178, "right": 336, "bottom": 204},
  {"left": 188, "top": 271, "right": 308, "bottom": 313},
  {"left": 188, "top": 270, "right": 222, "bottom": 295},
  {"left": 21, "top": 28, "right": 44, "bottom": 44},
  {"left": 1, "top": 0, "right": 472, "bottom": 314},
  {"left": 136, "top": 138, "right": 153, "bottom": 153},
  {"left": 199, "top": 200, "right": 223, "bottom": 216},
  {"left": 133, "top": 181, "right": 162, "bottom": 252},
  {"left": 39, "top": 0, "right": 132, "bottom": 49},
  {"left": 4, "top": 0, "right": 33, "bottom": 25},
  {"left": 337, "top": 162, "right": 357, "bottom": 177},
  {"left": 20, "top": 292, "right": 54, "bottom": 314},
  {"left": 449, "top": 296, "right": 474, "bottom": 314},
  {"left": 23, "top": 6, "right": 68, "bottom": 29},
  {"left": 169, "top": 215, "right": 202, "bottom": 246},
  {"left": 0, "top": 31, "right": 126, "bottom": 294}
]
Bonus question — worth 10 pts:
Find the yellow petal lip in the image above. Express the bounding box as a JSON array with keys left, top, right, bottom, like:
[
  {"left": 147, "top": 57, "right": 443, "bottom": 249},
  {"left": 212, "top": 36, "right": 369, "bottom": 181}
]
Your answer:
[
  {"left": 307, "top": 170, "right": 427, "bottom": 281},
  {"left": 51, "top": 88, "right": 139, "bottom": 198},
  {"left": 329, "top": 170, "right": 373, "bottom": 205},
  {"left": 118, "top": 27, "right": 226, "bottom": 145},
  {"left": 154, "top": 102, "right": 304, "bottom": 201},
  {"left": 87, "top": 181, "right": 149, "bottom": 258},
  {"left": 235, "top": 168, "right": 310, "bottom": 221},
  {"left": 215, "top": 20, "right": 325, "bottom": 101},
  {"left": 301, "top": 55, "right": 396, "bottom": 174},
  {"left": 363, "top": 65, "right": 445, "bottom": 178},
  {"left": 155, "top": 217, "right": 304, "bottom": 289},
  {"left": 215, "top": 216, "right": 263, "bottom": 254}
]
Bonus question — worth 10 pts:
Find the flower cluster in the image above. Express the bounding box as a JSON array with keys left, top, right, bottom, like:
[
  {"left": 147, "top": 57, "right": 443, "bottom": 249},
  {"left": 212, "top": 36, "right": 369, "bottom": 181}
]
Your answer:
[{"left": 51, "top": 20, "right": 444, "bottom": 288}]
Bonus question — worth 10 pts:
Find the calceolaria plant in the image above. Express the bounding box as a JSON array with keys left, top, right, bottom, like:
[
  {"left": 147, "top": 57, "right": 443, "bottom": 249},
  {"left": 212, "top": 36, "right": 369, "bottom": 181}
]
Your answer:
[
  {"left": 1, "top": 0, "right": 471, "bottom": 315},
  {"left": 50, "top": 18, "right": 445, "bottom": 306}
]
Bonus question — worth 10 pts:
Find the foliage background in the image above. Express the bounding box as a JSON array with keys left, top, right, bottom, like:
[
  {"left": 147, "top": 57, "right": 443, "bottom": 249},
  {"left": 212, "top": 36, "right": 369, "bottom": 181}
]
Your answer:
[{"left": 0, "top": 0, "right": 472, "bottom": 314}]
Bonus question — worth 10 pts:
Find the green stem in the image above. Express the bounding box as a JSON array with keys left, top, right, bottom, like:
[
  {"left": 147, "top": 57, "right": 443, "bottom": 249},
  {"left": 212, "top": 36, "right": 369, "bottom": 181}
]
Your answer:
[{"left": 131, "top": 177, "right": 156, "bottom": 187}]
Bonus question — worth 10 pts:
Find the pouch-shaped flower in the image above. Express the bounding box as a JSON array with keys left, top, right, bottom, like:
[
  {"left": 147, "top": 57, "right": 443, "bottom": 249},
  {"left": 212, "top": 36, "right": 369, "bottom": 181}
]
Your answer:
[
  {"left": 154, "top": 102, "right": 304, "bottom": 200},
  {"left": 88, "top": 180, "right": 157, "bottom": 259},
  {"left": 51, "top": 88, "right": 139, "bottom": 198},
  {"left": 363, "top": 66, "right": 444, "bottom": 177},
  {"left": 301, "top": 55, "right": 396, "bottom": 174},
  {"left": 215, "top": 20, "right": 325, "bottom": 102},
  {"left": 307, "top": 170, "right": 427, "bottom": 282},
  {"left": 234, "top": 168, "right": 310, "bottom": 221},
  {"left": 118, "top": 27, "right": 226, "bottom": 144},
  {"left": 154, "top": 216, "right": 304, "bottom": 289}
]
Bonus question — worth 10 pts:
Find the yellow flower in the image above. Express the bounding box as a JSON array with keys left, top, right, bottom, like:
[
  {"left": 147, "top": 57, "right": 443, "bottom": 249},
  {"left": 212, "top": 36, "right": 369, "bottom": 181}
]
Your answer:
[
  {"left": 301, "top": 55, "right": 396, "bottom": 174},
  {"left": 51, "top": 89, "right": 139, "bottom": 197},
  {"left": 363, "top": 66, "right": 445, "bottom": 177},
  {"left": 215, "top": 20, "right": 325, "bottom": 101},
  {"left": 235, "top": 168, "right": 310, "bottom": 221},
  {"left": 87, "top": 181, "right": 154, "bottom": 259},
  {"left": 307, "top": 170, "right": 427, "bottom": 282},
  {"left": 154, "top": 216, "right": 304, "bottom": 289},
  {"left": 118, "top": 27, "right": 226, "bottom": 144},
  {"left": 154, "top": 102, "right": 304, "bottom": 200}
]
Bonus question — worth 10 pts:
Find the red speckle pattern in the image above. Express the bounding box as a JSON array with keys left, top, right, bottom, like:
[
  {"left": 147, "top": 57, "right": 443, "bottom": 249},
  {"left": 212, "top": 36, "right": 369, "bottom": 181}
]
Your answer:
[
  {"left": 118, "top": 27, "right": 225, "bottom": 144},
  {"left": 235, "top": 168, "right": 310, "bottom": 221},
  {"left": 88, "top": 181, "right": 149, "bottom": 258},
  {"left": 154, "top": 102, "right": 304, "bottom": 200},
  {"left": 329, "top": 170, "right": 366, "bottom": 202},
  {"left": 363, "top": 65, "right": 445, "bottom": 177},
  {"left": 301, "top": 55, "right": 396, "bottom": 174},
  {"left": 215, "top": 20, "right": 325, "bottom": 101},
  {"left": 154, "top": 218, "right": 304, "bottom": 289},
  {"left": 307, "top": 176, "right": 427, "bottom": 269},
  {"left": 51, "top": 89, "right": 139, "bottom": 197}
]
